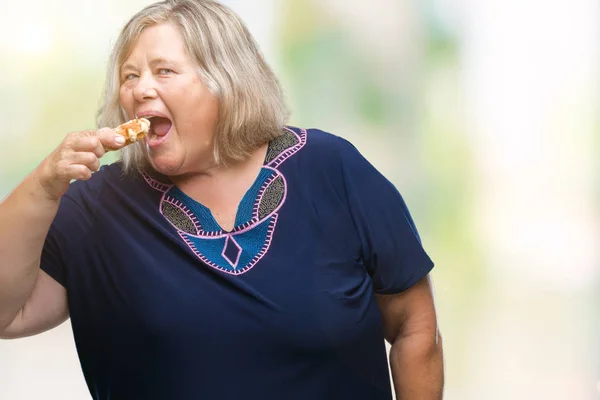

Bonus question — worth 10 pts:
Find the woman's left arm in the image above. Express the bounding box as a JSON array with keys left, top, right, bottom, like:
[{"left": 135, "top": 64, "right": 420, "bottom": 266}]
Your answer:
[{"left": 375, "top": 274, "right": 444, "bottom": 399}]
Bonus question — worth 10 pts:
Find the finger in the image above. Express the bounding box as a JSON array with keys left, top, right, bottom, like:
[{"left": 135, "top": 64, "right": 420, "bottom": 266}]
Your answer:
[
  {"left": 76, "top": 152, "right": 100, "bottom": 171},
  {"left": 62, "top": 164, "right": 93, "bottom": 181},
  {"left": 67, "top": 152, "right": 101, "bottom": 172},
  {"left": 92, "top": 137, "right": 106, "bottom": 159},
  {"left": 70, "top": 136, "right": 106, "bottom": 158},
  {"left": 95, "top": 127, "right": 126, "bottom": 151}
]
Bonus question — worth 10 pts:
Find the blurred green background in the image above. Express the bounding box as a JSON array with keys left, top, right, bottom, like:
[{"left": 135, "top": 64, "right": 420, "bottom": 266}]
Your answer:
[{"left": 0, "top": 0, "right": 598, "bottom": 399}]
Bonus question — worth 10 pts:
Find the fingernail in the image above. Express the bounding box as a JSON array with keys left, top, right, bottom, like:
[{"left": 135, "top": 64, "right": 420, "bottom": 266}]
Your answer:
[{"left": 115, "top": 136, "right": 126, "bottom": 145}]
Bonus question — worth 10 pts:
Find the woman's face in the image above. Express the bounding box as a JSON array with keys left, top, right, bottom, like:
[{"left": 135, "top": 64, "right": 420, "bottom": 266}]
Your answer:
[{"left": 119, "top": 22, "right": 220, "bottom": 176}]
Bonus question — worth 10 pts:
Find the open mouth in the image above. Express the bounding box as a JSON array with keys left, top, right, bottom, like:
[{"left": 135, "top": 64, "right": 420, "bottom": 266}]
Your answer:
[{"left": 146, "top": 116, "right": 173, "bottom": 147}]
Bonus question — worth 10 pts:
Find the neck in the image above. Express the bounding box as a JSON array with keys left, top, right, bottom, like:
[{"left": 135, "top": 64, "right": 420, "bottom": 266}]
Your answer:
[{"left": 169, "top": 143, "right": 268, "bottom": 187}]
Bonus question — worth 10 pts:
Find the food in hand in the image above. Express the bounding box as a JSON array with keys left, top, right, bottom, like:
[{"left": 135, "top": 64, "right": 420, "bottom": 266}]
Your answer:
[{"left": 114, "top": 118, "right": 151, "bottom": 145}]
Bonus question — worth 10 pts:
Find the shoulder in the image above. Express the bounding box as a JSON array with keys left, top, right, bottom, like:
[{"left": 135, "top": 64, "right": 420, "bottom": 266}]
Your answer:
[
  {"left": 62, "top": 161, "right": 135, "bottom": 209},
  {"left": 65, "top": 162, "right": 123, "bottom": 195},
  {"left": 282, "top": 126, "right": 384, "bottom": 198},
  {"left": 286, "top": 126, "right": 363, "bottom": 168},
  {"left": 48, "top": 162, "right": 129, "bottom": 239},
  {"left": 302, "top": 127, "right": 355, "bottom": 153},
  {"left": 291, "top": 126, "right": 398, "bottom": 192},
  {"left": 51, "top": 161, "right": 150, "bottom": 237}
]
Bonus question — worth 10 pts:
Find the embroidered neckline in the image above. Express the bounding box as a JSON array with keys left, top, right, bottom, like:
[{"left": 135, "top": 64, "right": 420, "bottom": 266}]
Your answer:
[
  {"left": 142, "top": 126, "right": 305, "bottom": 235},
  {"left": 140, "top": 127, "right": 307, "bottom": 275}
]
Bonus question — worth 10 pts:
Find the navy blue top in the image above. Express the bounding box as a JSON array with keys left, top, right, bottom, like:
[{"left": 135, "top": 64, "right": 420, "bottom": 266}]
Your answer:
[{"left": 41, "top": 127, "right": 434, "bottom": 400}]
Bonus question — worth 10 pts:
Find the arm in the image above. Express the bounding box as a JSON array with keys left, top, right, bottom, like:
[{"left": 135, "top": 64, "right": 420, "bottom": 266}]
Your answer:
[
  {"left": 376, "top": 275, "right": 444, "bottom": 399},
  {"left": 0, "top": 174, "right": 62, "bottom": 332},
  {"left": 0, "top": 270, "right": 68, "bottom": 339},
  {"left": 0, "top": 128, "right": 124, "bottom": 338}
]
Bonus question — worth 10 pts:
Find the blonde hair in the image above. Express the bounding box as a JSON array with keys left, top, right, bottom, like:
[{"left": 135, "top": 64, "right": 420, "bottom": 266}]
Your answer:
[{"left": 96, "top": 0, "right": 290, "bottom": 173}]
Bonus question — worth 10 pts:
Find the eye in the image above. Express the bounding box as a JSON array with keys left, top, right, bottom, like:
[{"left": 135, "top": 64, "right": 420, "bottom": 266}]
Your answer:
[
  {"left": 123, "top": 73, "right": 138, "bottom": 81},
  {"left": 158, "top": 68, "right": 175, "bottom": 75}
]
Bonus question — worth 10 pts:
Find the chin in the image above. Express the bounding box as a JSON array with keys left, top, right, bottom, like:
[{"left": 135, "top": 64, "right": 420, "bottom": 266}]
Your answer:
[{"left": 147, "top": 153, "right": 185, "bottom": 177}]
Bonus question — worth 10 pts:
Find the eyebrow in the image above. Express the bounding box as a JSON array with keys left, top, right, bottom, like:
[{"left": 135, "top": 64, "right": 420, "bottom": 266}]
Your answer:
[{"left": 121, "top": 57, "right": 178, "bottom": 73}]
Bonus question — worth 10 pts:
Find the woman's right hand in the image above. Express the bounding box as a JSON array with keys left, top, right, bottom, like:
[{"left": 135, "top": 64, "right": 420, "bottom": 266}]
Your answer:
[{"left": 32, "top": 128, "right": 126, "bottom": 202}]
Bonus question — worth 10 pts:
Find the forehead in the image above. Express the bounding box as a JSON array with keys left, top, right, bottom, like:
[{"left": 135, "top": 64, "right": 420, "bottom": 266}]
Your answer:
[{"left": 123, "top": 23, "right": 189, "bottom": 66}]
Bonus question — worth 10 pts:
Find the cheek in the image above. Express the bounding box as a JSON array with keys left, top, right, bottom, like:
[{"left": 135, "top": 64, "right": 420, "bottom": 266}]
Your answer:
[
  {"left": 207, "top": 94, "right": 220, "bottom": 120},
  {"left": 119, "top": 87, "right": 133, "bottom": 113},
  {"left": 187, "top": 90, "right": 219, "bottom": 121}
]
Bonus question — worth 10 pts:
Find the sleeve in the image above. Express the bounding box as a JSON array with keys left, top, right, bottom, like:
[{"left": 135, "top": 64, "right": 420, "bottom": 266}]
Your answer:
[
  {"left": 40, "top": 191, "right": 96, "bottom": 288},
  {"left": 338, "top": 139, "right": 434, "bottom": 295},
  {"left": 40, "top": 216, "right": 68, "bottom": 287}
]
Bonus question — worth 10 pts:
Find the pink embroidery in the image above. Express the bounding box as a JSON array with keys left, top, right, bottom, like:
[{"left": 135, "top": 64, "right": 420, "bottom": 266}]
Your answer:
[
  {"left": 142, "top": 174, "right": 171, "bottom": 193},
  {"left": 267, "top": 127, "right": 307, "bottom": 169},
  {"left": 161, "top": 195, "right": 202, "bottom": 236},
  {"left": 178, "top": 215, "right": 277, "bottom": 276},
  {"left": 253, "top": 167, "right": 288, "bottom": 221},
  {"left": 142, "top": 127, "right": 307, "bottom": 275},
  {"left": 221, "top": 235, "right": 242, "bottom": 268}
]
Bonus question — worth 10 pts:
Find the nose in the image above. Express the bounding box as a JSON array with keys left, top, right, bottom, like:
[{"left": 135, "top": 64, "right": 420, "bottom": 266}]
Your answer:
[{"left": 132, "top": 73, "right": 158, "bottom": 102}]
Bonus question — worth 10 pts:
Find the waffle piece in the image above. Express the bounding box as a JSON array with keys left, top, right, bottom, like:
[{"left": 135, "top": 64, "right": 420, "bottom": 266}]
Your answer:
[{"left": 115, "top": 118, "right": 151, "bottom": 145}]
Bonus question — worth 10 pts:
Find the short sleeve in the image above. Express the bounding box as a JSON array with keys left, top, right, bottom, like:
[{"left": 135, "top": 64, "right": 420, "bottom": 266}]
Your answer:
[
  {"left": 338, "top": 139, "right": 434, "bottom": 294},
  {"left": 40, "top": 190, "right": 96, "bottom": 289},
  {"left": 41, "top": 217, "right": 67, "bottom": 287}
]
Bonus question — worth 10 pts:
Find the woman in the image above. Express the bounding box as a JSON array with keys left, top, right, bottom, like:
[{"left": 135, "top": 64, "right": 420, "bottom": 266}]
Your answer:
[{"left": 0, "top": 0, "right": 443, "bottom": 399}]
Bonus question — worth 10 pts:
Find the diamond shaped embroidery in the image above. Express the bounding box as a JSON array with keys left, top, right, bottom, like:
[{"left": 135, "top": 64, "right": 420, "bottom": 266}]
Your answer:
[
  {"left": 148, "top": 128, "right": 307, "bottom": 276},
  {"left": 222, "top": 235, "right": 242, "bottom": 268}
]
